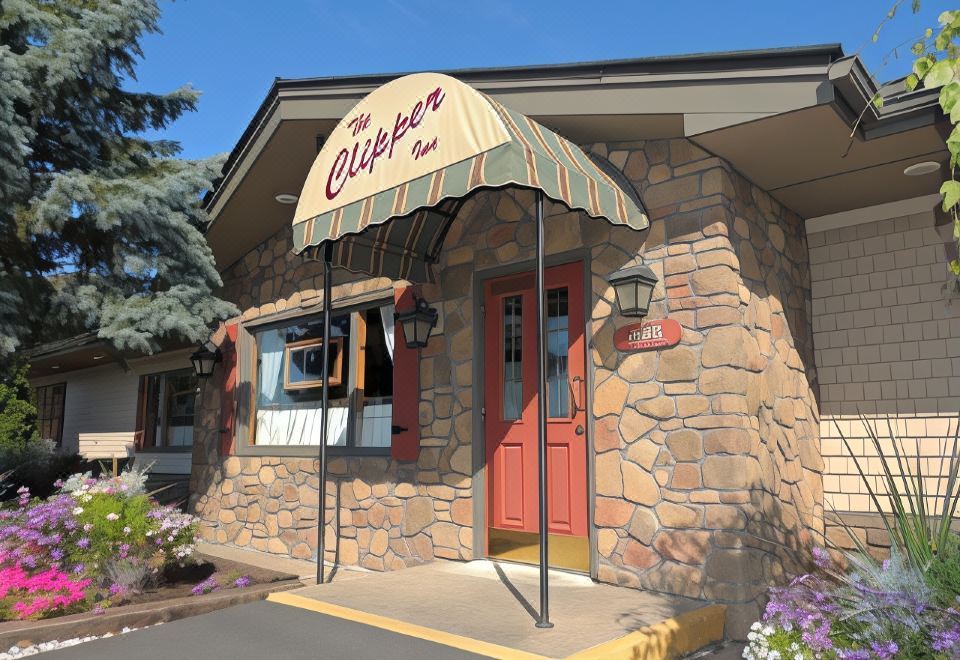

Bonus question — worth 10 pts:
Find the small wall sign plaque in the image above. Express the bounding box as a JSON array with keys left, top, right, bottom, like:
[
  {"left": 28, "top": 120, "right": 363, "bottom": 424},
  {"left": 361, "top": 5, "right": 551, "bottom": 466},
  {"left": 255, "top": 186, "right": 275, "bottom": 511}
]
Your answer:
[{"left": 614, "top": 319, "right": 682, "bottom": 352}]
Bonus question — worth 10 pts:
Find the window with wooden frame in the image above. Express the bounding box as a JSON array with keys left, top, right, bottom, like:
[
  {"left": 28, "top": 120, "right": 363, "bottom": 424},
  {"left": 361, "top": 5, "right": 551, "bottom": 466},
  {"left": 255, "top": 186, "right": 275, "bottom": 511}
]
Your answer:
[
  {"left": 283, "top": 337, "right": 343, "bottom": 390},
  {"left": 35, "top": 383, "right": 66, "bottom": 446},
  {"left": 248, "top": 302, "right": 395, "bottom": 452}
]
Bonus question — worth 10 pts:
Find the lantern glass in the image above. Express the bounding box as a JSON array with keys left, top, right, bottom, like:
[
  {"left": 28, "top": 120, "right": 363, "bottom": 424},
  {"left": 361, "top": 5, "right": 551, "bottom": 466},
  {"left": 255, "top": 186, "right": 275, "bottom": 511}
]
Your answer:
[
  {"left": 614, "top": 280, "right": 638, "bottom": 315},
  {"left": 395, "top": 297, "right": 438, "bottom": 349},
  {"left": 608, "top": 263, "right": 658, "bottom": 318},
  {"left": 190, "top": 347, "right": 221, "bottom": 378}
]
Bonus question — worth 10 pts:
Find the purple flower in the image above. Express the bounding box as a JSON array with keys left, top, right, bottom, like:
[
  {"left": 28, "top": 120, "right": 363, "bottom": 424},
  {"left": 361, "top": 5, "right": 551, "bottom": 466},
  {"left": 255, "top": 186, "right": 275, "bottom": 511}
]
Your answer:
[
  {"left": 76, "top": 537, "right": 90, "bottom": 549},
  {"left": 108, "top": 583, "right": 127, "bottom": 596},
  {"left": 191, "top": 576, "right": 220, "bottom": 596},
  {"left": 811, "top": 546, "right": 831, "bottom": 569},
  {"left": 870, "top": 640, "right": 898, "bottom": 659},
  {"left": 73, "top": 564, "right": 85, "bottom": 574},
  {"left": 932, "top": 626, "right": 960, "bottom": 652},
  {"left": 234, "top": 576, "right": 251, "bottom": 588},
  {"left": 50, "top": 549, "right": 64, "bottom": 562},
  {"left": 839, "top": 650, "right": 871, "bottom": 660}
]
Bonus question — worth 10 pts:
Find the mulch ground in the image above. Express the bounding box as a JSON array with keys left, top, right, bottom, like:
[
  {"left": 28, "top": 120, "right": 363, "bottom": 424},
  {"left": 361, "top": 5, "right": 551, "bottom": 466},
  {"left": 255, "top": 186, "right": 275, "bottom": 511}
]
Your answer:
[{"left": 104, "top": 554, "right": 296, "bottom": 608}]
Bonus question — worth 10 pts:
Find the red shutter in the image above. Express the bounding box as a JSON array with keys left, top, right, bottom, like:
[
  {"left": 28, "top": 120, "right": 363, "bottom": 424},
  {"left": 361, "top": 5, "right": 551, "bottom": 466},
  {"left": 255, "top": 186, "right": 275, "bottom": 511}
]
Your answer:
[
  {"left": 219, "top": 323, "right": 239, "bottom": 456},
  {"left": 391, "top": 287, "right": 420, "bottom": 461}
]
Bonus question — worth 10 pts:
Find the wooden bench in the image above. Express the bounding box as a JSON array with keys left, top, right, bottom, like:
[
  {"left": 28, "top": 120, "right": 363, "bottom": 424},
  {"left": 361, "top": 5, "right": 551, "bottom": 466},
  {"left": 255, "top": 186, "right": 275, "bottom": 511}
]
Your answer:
[{"left": 78, "top": 432, "right": 137, "bottom": 475}]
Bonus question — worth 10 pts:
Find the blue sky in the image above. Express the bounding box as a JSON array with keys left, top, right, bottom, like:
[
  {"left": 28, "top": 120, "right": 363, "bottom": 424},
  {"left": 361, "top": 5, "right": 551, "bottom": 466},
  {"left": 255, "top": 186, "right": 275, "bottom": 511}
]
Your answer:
[{"left": 132, "top": 0, "right": 952, "bottom": 160}]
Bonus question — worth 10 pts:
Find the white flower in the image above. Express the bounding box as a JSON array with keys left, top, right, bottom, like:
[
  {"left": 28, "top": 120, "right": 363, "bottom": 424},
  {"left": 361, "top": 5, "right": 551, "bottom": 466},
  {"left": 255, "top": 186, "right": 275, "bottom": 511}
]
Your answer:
[
  {"left": 106, "top": 513, "right": 119, "bottom": 521},
  {"left": 123, "top": 526, "right": 131, "bottom": 535},
  {"left": 72, "top": 507, "right": 83, "bottom": 515}
]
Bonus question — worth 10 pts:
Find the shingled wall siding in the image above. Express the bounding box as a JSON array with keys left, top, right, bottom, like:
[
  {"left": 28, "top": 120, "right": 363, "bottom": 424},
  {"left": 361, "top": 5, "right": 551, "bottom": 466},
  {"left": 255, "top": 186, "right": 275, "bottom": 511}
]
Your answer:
[
  {"left": 189, "top": 138, "right": 822, "bottom": 638},
  {"left": 808, "top": 210, "right": 960, "bottom": 556}
]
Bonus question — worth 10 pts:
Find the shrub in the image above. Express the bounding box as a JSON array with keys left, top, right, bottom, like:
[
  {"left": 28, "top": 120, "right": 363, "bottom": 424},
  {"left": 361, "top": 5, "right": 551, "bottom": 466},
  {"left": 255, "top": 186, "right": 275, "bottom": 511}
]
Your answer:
[
  {"left": 745, "top": 547, "right": 960, "bottom": 659},
  {"left": 0, "top": 468, "right": 198, "bottom": 620},
  {"left": 834, "top": 415, "right": 960, "bottom": 571},
  {"left": 746, "top": 416, "right": 960, "bottom": 659}
]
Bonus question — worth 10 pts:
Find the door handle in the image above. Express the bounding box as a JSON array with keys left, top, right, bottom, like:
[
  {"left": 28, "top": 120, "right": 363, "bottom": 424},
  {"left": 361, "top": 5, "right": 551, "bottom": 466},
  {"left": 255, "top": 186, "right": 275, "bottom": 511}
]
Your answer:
[{"left": 569, "top": 376, "right": 584, "bottom": 418}]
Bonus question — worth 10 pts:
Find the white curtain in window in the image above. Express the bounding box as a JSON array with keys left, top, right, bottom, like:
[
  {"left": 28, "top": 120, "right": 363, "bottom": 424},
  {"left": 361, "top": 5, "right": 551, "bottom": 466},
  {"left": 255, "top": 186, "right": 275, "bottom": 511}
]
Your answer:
[
  {"left": 258, "top": 329, "right": 284, "bottom": 402},
  {"left": 255, "top": 403, "right": 350, "bottom": 446},
  {"left": 379, "top": 303, "right": 395, "bottom": 360}
]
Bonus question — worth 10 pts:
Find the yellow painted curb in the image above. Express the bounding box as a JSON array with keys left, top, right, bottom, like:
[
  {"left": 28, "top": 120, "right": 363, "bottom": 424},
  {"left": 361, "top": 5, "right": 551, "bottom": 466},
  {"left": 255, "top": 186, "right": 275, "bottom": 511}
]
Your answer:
[
  {"left": 266, "top": 591, "right": 552, "bottom": 660},
  {"left": 565, "top": 604, "right": 727, "bottom": 660}
]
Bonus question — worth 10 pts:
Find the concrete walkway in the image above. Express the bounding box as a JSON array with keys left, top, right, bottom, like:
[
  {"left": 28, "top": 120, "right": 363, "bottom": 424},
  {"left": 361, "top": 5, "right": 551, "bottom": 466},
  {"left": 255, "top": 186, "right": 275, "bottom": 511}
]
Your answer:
[{"left": 274, "top": 559, "right": 723, "bottom": 658}]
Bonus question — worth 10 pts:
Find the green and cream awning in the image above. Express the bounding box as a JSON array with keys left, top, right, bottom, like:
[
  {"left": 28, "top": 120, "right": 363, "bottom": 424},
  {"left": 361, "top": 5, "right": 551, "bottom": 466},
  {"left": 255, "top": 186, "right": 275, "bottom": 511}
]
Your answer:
[{"left": 292, "top": 72, "right": 648, "bottom": 281}]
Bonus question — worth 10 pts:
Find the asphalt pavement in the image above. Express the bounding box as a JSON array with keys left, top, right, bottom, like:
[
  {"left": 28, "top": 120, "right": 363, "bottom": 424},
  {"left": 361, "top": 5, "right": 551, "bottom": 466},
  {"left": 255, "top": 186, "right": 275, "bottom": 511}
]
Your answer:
[{"left": 41, "top": 600, "right": 489, "bottom": 660}]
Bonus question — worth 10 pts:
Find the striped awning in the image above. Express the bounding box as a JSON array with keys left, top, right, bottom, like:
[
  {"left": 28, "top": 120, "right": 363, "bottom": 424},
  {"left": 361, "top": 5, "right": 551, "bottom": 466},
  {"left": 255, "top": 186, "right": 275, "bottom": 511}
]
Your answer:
[{"left": 292, "top": 73, "right": 648, "bottom": 281}]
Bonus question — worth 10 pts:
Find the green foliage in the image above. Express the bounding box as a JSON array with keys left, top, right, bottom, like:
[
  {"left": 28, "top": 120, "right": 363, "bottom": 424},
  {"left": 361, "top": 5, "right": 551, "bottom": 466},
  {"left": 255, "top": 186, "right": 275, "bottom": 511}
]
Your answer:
[
  {"left": 834, "top": 416, "right": 960, "bottom": 571},
  {"left": 900, "top": 6, "right": 960, "bottom": 292},
  {"left": 0, "top": 0, "right": 237, "bottom": 355},
  {"left": 926, "top": 533, "right": 960, "bottom": 607},
  {"left": 69, "top": 493, "right": 154, "bottom": 568},
  {"left": 0, "top": 358, "right": 36, "bottom": 453}
]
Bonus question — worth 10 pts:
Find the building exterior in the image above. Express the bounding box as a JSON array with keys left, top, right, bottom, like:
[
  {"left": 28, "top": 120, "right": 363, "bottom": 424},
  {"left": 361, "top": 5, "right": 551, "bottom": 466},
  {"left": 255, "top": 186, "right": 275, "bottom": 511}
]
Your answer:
[
  {"left": 27, "top": 335, "right": 197, "bottom": 494},
  {"left": 25, "top": 45, "right": 956, "bottom": 638}
]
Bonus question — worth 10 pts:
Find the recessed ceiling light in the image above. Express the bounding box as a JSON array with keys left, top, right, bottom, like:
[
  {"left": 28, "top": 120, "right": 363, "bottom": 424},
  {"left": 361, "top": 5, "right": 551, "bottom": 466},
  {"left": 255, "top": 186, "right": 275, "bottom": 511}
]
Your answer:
[
  {"left": 51, "top": 365, "right": 60, "bottom": 369},
  {"left": 903, "top": 161, "right": 940, "bottom": 176},
  {"left": 92, "top": 354, "right": 105, "bottom": 360},
  {"left": 274, "top": 193, "right": 299, "bottom": 205}
]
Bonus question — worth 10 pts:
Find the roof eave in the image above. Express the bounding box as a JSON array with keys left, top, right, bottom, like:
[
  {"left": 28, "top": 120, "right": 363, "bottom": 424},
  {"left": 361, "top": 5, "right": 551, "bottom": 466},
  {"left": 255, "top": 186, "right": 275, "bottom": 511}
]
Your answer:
[{"left": 203, "top": 44, "right": 846, "bottom": 221}]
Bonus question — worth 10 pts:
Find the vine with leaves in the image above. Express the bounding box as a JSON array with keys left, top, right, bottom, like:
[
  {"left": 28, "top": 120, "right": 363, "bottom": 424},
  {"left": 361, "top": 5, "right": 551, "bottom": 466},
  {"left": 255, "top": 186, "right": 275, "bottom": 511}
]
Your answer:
[{"left": 890, "top": 3, "right": 960, "bottom": 293}]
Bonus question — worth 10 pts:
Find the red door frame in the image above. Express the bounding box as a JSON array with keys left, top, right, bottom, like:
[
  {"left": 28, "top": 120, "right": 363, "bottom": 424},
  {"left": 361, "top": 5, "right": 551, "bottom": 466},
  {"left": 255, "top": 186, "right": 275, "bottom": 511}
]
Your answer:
[{"left": 483, "top": 261, "right": 588, "bottom": 543}]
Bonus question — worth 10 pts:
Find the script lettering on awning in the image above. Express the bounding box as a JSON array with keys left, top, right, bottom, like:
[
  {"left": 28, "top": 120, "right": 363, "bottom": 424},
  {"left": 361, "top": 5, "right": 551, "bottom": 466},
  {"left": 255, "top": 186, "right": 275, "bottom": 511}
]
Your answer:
[
  {"left": 294, "top": 73, "right": 512, "bottom": 228},
  {"left": 326, "top": 87, "right": 446, "bottom": 201}
]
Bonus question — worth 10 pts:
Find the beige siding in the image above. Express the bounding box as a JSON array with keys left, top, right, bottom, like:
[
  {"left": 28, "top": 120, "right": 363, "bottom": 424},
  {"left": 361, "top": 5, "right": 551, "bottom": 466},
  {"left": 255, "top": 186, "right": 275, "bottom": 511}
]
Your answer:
[
  {"left": 135, "top": 451, "right": 192, "bottom": 475},
  {"left": 809, "top": 209, "right": 960, "bottom": 512},
  {"left": 31, "top": 364, "right": 139, "bottom": 455}
]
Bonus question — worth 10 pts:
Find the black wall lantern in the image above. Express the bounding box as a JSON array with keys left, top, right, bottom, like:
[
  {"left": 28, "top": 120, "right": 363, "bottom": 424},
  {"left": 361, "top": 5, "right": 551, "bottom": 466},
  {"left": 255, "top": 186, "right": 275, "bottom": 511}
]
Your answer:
[
  {"left": 607, "top": 263, "right": 658, "bottom": 318},
  {"left": 395, "top": 296, "right": 439, "bottom": 349},
  {"left": 190, "top": 346, "right": 222, "bottom": 378}
]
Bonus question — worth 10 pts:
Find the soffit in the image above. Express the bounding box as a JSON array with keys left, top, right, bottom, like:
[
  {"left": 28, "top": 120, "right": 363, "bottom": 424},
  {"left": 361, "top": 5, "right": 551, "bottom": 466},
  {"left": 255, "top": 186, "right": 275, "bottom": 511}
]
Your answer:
[{"left": 692, "top": 104, "right": 948, "bottom": 217}]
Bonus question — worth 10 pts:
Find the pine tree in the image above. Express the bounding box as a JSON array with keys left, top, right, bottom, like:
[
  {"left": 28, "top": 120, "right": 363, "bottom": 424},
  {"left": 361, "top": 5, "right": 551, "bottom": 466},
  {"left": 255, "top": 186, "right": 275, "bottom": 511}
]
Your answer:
[{"left": 0, "top": 0, "right": 236, "bottom": 354}]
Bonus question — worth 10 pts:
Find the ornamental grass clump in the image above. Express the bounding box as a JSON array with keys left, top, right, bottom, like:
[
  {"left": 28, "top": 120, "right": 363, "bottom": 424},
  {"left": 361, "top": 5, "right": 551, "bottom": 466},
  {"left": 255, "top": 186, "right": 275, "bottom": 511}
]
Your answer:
[
  {"left": 745, "top": 416, "right": 960, "bottom": 659},
  {"left": 0, "top": 468, "right": 198, "bottom": 620}
]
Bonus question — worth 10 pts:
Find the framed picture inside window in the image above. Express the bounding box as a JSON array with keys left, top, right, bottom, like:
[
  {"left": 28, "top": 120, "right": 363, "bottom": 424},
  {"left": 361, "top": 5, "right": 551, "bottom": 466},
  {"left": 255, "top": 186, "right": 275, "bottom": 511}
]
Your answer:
[{"left": 283, "top": 337, "right": 343, "bottom": 390}]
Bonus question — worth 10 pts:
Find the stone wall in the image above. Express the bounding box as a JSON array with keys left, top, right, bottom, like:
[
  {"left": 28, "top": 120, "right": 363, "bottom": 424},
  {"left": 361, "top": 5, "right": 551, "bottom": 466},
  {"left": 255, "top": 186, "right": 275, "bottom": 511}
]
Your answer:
[
  {"left": 586, "top": 140, "right": 821, "bottom": 636},
  {"left": 190, "top": 137, "right": 823, "bottom": 638}
]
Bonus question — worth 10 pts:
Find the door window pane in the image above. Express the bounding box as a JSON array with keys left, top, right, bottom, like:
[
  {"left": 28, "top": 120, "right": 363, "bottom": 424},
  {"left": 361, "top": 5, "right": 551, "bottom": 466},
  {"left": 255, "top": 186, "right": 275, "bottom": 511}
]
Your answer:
[
  {"left": 35, "top": 384, "right": 65, "bottom": 446},
  {"left": 547, "top": 288, "right": 569, "bottom": 418},
  {"left": 503, "top": 295, "right": 523, "bottom": 420},
  {"left": 142, "top": 370, "right": 197, "bottom": 448}
]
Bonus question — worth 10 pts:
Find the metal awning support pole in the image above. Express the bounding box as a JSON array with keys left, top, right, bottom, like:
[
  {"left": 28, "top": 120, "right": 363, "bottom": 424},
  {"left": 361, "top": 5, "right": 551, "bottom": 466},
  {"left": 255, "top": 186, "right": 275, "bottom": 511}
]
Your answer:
[
  {"left": 316, "top": 243, "right": 333, "bottom": 585},
  {"left": 534, "top": 190, "right": 553, "bottom": 629}
]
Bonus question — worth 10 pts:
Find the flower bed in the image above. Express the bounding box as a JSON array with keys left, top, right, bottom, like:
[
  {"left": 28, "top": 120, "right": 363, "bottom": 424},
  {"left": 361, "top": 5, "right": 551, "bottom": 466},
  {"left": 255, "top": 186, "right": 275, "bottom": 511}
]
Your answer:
[
  {"left": 745, "top": 418, "right": 960, "bottom": 659},
  {"left": 745, "top": 547, "right": 960, "bottom": 659},
  {"left": 0, "top": 469, "right": 209, "bottom": 621}
]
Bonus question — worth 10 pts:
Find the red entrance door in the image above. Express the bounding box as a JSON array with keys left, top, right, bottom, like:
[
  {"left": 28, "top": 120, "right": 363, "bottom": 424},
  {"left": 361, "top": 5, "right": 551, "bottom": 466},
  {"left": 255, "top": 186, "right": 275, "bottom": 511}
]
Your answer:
[{"left": 484, "top": 261, "right": 588, "bottom": 570}]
